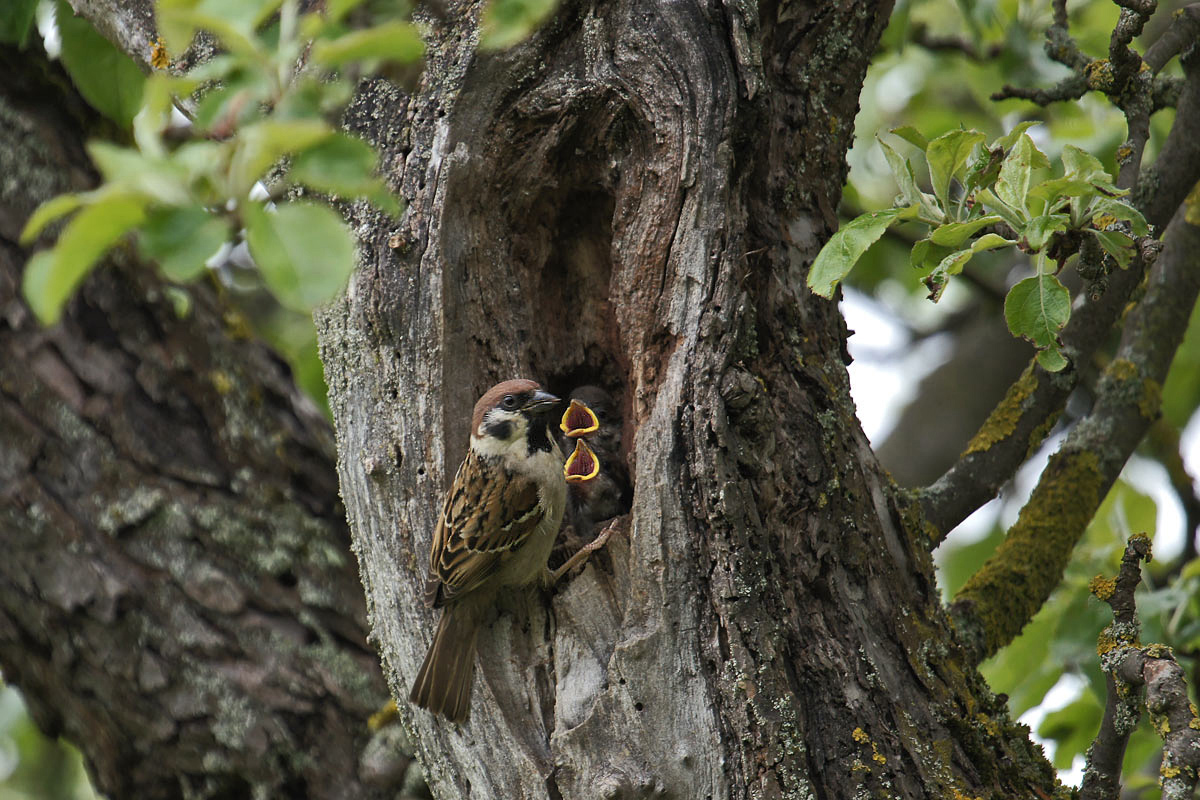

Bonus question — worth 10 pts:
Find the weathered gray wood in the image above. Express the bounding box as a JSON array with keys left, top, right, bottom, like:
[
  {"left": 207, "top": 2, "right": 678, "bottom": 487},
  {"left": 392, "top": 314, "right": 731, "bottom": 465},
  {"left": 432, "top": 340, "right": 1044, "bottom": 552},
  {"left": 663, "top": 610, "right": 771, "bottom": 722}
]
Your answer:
[
  {"left": 320, "top": 2, "right": 1059, "bottom": 798},
  {"left": 4, "top": 1, "right": 1070, "bottom": 798}
]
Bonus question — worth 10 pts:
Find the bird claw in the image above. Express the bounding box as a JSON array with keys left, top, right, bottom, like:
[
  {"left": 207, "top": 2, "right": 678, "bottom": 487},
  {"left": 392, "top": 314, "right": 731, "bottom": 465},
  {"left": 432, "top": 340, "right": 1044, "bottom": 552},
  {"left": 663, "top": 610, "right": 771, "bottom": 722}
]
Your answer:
[{"left": 550, "top": 517, "right": 624, "bottom": 583}]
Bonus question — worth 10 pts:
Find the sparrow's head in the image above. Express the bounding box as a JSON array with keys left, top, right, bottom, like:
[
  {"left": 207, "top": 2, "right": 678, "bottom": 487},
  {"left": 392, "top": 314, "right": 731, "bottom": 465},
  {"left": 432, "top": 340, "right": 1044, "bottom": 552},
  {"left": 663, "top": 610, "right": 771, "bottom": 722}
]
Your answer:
[
  {"left": 470, "top": 379, "right": 560, "bottom": 457},
  {"left": 569, "top": 385, "right": 622, "bottom": 453}
]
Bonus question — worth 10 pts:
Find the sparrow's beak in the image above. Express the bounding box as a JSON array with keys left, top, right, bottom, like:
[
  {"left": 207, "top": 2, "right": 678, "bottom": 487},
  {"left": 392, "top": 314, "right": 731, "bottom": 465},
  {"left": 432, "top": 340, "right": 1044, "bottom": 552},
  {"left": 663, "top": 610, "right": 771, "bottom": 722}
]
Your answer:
[
  {"left": 564, "top": 438, "right": 600, "bottom": 483},
  {"left": 522, "top": 389, "right": 560, "bottom": 415},
  {"left": 560, "top": 399, "right": 600, "bottom": 438}
]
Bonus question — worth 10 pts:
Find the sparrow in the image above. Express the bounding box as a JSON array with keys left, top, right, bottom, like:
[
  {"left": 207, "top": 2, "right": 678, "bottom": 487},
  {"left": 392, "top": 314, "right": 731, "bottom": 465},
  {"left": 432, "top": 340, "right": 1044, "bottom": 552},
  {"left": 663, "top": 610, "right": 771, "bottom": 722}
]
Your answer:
[
  {"left": 559, "top": 386, "right": 631, "bottom": 542},
  {"left": 409, "top": 379, "right": 567, "bottom": 723}
]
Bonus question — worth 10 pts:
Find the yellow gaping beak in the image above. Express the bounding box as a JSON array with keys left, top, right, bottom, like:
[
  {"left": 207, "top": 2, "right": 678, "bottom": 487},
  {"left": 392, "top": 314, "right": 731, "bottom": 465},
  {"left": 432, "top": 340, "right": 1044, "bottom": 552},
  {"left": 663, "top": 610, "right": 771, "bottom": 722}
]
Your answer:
[
  {"left": 560, "top": 399, "right": 599, "bottom": 438},
  {"left": 564, "top": 438, "right": 600, "bottom": 483}
]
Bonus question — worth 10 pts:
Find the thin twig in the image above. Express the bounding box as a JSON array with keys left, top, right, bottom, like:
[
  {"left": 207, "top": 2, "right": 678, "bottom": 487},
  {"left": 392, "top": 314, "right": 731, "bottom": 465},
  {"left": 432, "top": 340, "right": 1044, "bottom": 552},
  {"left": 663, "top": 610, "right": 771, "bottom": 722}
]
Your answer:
[{"left": 1079, "top": 535, "right": 1150, "bottom": 800}]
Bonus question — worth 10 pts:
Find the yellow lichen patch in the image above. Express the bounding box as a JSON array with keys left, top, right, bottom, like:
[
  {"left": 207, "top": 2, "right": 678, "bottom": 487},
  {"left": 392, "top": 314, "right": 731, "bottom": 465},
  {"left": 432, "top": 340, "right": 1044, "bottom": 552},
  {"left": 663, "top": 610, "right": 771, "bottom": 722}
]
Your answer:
[
  {"left": 1186, "top": 182, "right": 1200, "bottom": 226},
  {"left": 851, "top": 727, "right": 886, "bottom": 765},
  {"left": 1161, "top": 763, "right": 1181, "bottom": 779},
  {"left": 964, "top": 364, "right": 1039, "bottom": 456},
  {"left": 1089, "top": 575, "right": 1116, "bottom": 601},
  {"left": 1130, "top": 532, "right": 1153, "bottom": 560},
  {"left": 1096, "top": 628, "right": 1121, "bottom": 656},
  {"left": 1139, "top": 379, "right": 1162, "bottom": 420},
  {"left": 1091, "top": 213, "right": 1119, "bottom": 231},
  {"left": 1108, "top": 358, "right": 1138, "bottom": 382},
  {"left": 150, "top": 37, "right": 170, "bottom": 69},
  {"left": 952, "top": 790, "right": 983, "bottom": 800},
  {"left": 954, "top": 449, "right": 1104, "bottom": 658},
  {"left": 1144, "top": 642, "right": 1174, "bottom": 659},
  {"left": 210, "top": 370, "right": 234, "bottom": 395},
  {"left": 1116, "top": 144, "right": 1135, "bottom": 164},
  {"left": 368, "top": 699, "right": 399, "bottom": 731},
  {"left": 1085, "top": 59, "right": 1116, "bottom": 91}
]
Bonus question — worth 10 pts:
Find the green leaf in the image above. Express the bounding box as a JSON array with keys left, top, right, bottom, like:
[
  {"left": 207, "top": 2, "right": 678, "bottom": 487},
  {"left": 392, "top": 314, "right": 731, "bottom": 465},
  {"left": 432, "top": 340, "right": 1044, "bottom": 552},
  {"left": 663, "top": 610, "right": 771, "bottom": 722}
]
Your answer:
[
  {"left": 889, "top": 126, "right": 928, "bottom": 151},
  {"left": 808, "top": 206, "right": 914, "bottom": 298},
  {"left": 56, "top": 0, "right": 145, "bottom": 127},
  {"left": 910, "top": 238, "right": 956, "bottom": 270},
  {"left": 230, "top": 119, "right": 332, "bottom": 196},
  {"left": 925, "top": 249, "right": 971, "bottom": 301},
  {"left": 1090, "top": 197, "right": 1149, "bottom": 236},
  {"left": 0, "top": 0, "right": 39, "bottom": 46},
  {"left": 992, "top": 121, "right": 1040, "bottom": 152},
  {"left": 926, "top": 129, "right": 985, "bottom": 210},
  {"left": 928, "top": 215, "right": 1004, "bottom": 247},
  {"left": 1091, "top": 229, "right": 1135, "bottom": 268},
  {"left": 138, "top": 206, "right": 229, "bottom": 281},
  {"left": 995, "top": 133, "right": 1040, "bottom": 217},
  {"left": 877, "top": 137, "right": 926, "bottom": 210},
  {"left": 245, "top": 202, "right": 356, "bottom": 311},
  {"left": 86, "top": 142, "right": 192, "bottom": 206},
  {"left": 1058, "top": 145, "right": 1122, "bottom": 198},
  {"left": 311, "top": 21, "right": 425, "bottom": 66},
  {"left": 22, "top": 195, "right": 147, "bottom": 324},
  {"left": 290, "top": 134, "right": 401, "bottom": 214},
  {"left": 480, "top": 0, "right": 559, "bottom": 50},
  {"left": 1061, "top": 144, "right": 1109, "bottom": 182},
  {"left": 963, "top": 147, "right": 1004, "bottom": 196},
  {"left": 155, "top": 0, "right": 282, "bottom": 55},
  {"left": 1021, "top": 213, "right": 1069, "bottom": 251},
  {"left": 923, "top": 234, "right": 1014, "bottom": 302},
  {"left": 974, "top": 188, "right": 1026, "bottom": 231},
  {"left": 1005, "top": 272, "right": 1071, "bottom": 370},
  {"left": 21, "top": 194, "right": 86, "bottom": 244},
  {"left": 1028, "top": 176, "right": 1098, "bottom": 204},
  {"left": 969, "top": 232, "right": 1015, "bottom": 253},
  {"left": 1036, "top": 348, "right": 1069, "bottom": 371}
]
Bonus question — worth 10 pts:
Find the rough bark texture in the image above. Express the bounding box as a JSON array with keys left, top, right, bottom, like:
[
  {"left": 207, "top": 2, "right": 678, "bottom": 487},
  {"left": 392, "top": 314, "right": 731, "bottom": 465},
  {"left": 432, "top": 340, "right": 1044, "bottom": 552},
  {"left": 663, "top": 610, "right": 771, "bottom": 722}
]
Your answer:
[
  {"left": 319, "top": 2, "right": 1059, "bottom": 798},
  {"left": 0, "top": 44, "right": 390, "bottom": 800}
]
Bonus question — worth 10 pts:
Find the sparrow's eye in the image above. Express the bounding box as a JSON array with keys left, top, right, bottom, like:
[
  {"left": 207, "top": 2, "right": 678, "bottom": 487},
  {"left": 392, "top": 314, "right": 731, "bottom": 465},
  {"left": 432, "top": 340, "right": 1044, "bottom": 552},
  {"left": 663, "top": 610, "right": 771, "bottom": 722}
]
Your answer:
[{"left": 501, "top": 394, "right": 517, "bottom": 410}]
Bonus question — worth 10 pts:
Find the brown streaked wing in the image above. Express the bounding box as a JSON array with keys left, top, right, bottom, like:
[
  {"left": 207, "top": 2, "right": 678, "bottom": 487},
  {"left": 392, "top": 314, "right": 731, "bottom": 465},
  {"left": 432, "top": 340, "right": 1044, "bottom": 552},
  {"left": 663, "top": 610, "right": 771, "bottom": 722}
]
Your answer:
[{"left": 428, "top": 450, "right": 545, "bottom": 603}]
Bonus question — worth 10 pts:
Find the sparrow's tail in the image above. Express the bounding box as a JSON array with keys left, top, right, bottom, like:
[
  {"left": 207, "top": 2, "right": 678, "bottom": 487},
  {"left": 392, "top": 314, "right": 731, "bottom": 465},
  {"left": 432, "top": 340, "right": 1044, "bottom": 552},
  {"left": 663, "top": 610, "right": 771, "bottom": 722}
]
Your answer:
[{"left": 409, "top": 607, "right": 479, "bottom": 723}]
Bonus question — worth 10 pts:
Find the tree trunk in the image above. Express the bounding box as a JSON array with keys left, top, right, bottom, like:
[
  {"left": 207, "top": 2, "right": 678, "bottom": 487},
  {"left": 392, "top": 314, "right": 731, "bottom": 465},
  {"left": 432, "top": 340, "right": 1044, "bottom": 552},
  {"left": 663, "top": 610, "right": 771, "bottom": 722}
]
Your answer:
[
  {"left": 323, "top": 2, "right": 1058, "bottom": 798},
  {"left": 0, "top": 43, "right": 391, "bottom": 800}
]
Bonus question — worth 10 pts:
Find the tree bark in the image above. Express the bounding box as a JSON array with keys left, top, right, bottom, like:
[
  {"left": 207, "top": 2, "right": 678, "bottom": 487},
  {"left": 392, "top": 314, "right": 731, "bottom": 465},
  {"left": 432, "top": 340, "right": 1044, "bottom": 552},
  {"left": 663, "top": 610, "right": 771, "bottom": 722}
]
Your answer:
[
  {"left": 0, "top": 43, "right": 390, "bottom": 800},
  {"left": 321, "top": 2, "right": 1059, "bottom": 798}
]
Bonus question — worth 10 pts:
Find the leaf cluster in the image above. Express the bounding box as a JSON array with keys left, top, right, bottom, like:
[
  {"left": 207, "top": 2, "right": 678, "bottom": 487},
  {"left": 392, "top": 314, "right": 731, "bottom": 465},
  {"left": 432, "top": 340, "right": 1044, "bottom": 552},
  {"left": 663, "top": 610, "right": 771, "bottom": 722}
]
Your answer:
[
  {"left": 18, "top": 0, "right": 423, "bottom": 325},
  {"left": 809, "top": 124, "right": 1148, "bottom": 371}
]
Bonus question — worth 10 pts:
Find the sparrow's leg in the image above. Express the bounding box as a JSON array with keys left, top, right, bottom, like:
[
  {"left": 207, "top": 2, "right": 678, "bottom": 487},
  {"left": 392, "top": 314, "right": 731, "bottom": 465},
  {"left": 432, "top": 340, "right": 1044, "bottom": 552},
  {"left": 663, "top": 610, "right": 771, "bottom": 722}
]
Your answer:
[{"left": 549, "top": 517, "right": 624, "bottom": 583}]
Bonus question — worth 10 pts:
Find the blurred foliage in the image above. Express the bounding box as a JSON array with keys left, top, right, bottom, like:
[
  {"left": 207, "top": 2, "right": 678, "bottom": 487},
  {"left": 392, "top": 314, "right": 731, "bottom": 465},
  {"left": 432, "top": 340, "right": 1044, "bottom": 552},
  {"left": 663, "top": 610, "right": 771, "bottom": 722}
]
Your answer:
[
  {"left": 480, "top": 0, "right": 559, "bottom": 49},
  {"left": 0, "top": 684, "right": 98, "bottom": 800}
]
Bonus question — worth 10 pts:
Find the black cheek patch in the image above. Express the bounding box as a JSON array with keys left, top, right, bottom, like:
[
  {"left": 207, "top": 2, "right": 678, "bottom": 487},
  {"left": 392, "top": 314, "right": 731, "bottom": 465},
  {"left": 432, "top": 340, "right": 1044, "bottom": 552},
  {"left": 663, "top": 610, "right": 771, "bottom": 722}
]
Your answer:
[{"left": 485, "top": 419, "right": 513, "bottom": 440}]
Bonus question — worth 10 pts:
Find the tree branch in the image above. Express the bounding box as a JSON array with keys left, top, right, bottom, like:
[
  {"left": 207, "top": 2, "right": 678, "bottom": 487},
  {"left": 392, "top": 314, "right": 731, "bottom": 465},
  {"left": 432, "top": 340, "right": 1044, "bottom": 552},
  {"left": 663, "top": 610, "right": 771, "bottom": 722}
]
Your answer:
[
  {"left": 949, "top": 204, "right": 1200, "bottom": 664},
  {"left": 1080, "top": 534, "right": 1200, "bottom": 800},
  {"left": 920, "top": 45, "right": 1200, "bottom": 540},
  {"left": 1079, "top": 534, "right": 1151, "bottom": 800}
]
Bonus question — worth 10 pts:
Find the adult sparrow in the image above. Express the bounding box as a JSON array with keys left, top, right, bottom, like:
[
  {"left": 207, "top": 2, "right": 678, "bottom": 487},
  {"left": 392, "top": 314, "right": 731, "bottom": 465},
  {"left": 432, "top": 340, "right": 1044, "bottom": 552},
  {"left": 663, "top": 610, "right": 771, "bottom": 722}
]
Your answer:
[{"left": 409, "top": 379, "right": 567, "bottom": 722}]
